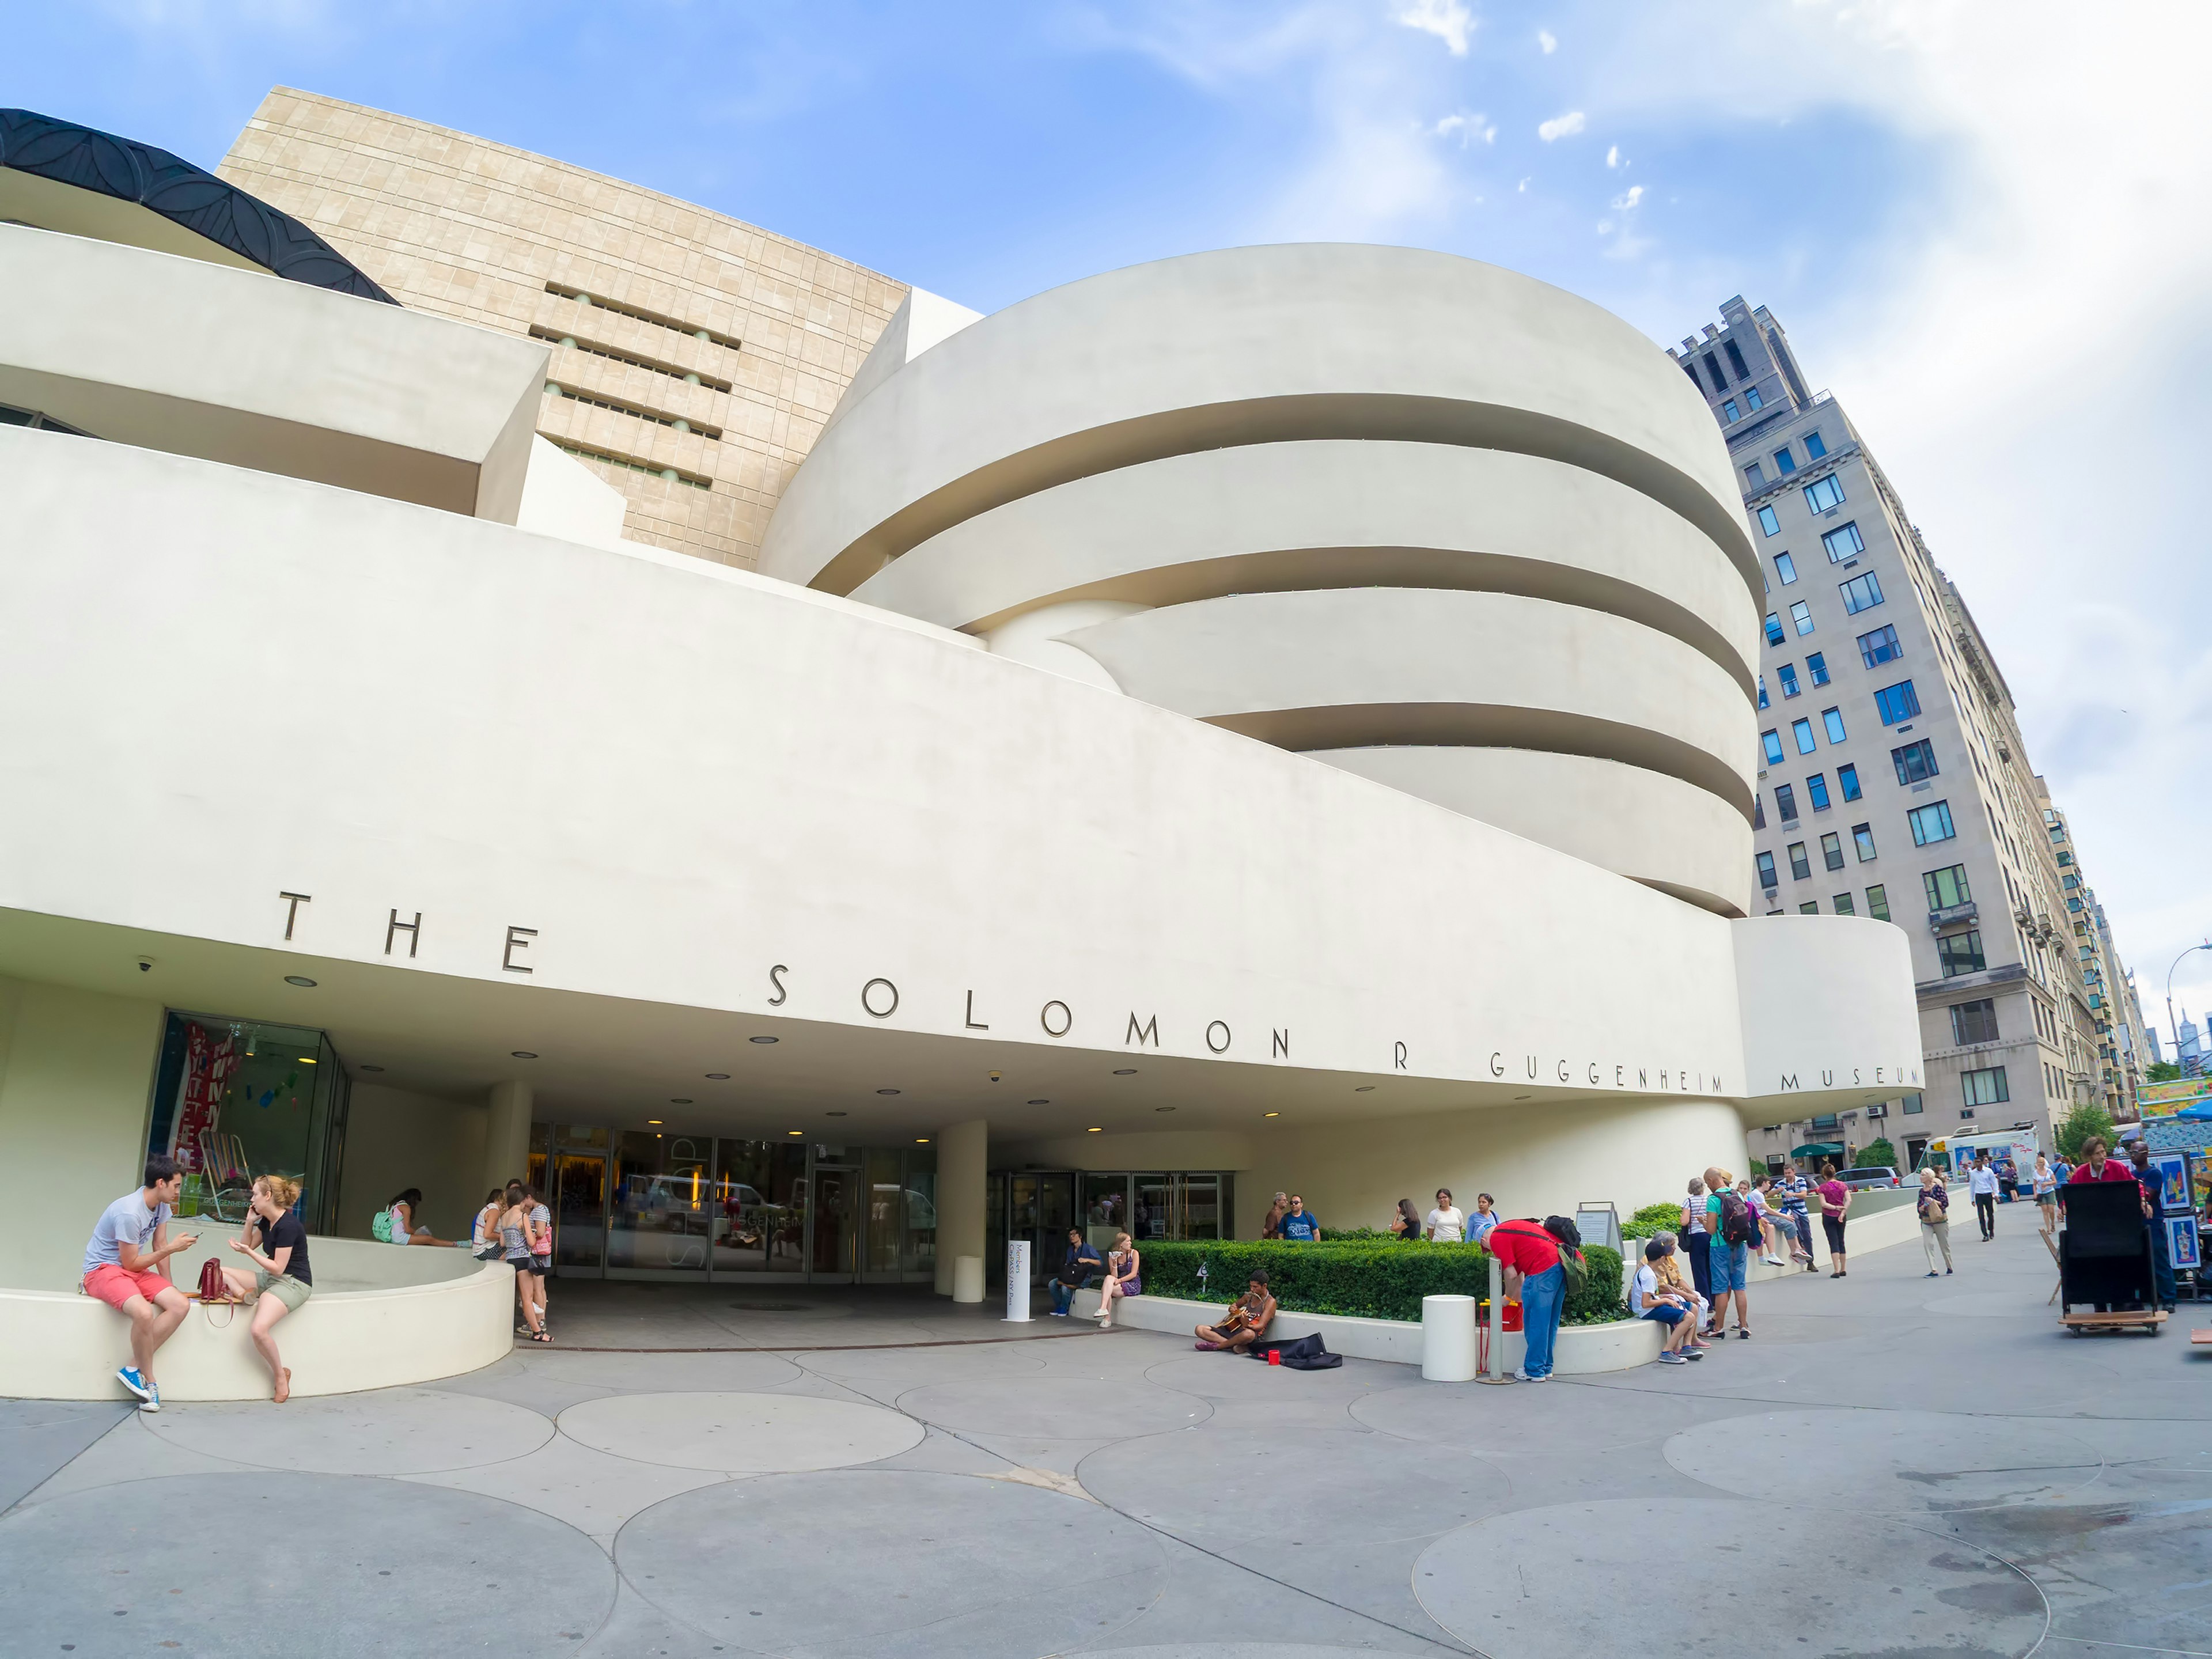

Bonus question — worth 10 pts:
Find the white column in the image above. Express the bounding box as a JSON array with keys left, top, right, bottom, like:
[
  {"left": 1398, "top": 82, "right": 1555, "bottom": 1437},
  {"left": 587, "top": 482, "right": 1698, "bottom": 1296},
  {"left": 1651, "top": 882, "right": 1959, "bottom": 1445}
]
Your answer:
[
  {"left": 482, "top": 1078, "right": 533, "bottom": 1201},
  {"left": 935, "top": 1117, "right": 988, "bottom": 1297}
]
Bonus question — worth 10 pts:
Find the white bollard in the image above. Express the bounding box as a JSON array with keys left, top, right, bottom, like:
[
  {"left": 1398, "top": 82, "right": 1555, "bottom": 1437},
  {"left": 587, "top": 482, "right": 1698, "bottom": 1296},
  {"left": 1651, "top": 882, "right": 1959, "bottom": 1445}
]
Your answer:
[
  {"left": 1421, "top": 1294, "right": 1478, "bottom": 1381},
  {"left": 1004, "top": 1240, "right": 1032, "bottom": 1321},
  {"left": 952, "top": 1253, "right": 984, "bottom": 1304}
]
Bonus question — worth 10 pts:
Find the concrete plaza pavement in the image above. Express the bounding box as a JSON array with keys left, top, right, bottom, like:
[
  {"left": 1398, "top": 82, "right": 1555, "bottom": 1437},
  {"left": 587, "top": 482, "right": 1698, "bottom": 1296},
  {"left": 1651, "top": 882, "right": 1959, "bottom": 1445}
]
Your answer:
[{"left": 2, "top": 1213, "right": 2206, "bottom": 1658}]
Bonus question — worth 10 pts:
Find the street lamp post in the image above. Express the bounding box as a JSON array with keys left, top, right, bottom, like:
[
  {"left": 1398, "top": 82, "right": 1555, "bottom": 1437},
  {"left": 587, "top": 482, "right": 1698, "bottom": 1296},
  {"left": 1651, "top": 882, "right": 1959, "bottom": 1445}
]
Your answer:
[{"left": 2163, "top": 941, "right": 2212, "bottom": 1076}]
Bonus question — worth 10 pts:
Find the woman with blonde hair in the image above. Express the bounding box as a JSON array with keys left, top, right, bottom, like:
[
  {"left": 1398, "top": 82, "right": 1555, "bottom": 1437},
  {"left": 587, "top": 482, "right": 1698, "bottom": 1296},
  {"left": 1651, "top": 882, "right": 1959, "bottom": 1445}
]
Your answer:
[
  {"left": 1096, "top": 1232, "right": 1142, "bottom": 1328},
  {"left": 221, "top": 1174, "right": 313, "bottom": 1402}
]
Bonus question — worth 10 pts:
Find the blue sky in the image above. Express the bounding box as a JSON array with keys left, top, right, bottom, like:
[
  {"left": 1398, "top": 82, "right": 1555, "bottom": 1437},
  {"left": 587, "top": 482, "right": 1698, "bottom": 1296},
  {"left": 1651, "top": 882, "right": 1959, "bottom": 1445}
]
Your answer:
[{"left": 17, "top": 1, "right": 2212, "bottom": 1039}]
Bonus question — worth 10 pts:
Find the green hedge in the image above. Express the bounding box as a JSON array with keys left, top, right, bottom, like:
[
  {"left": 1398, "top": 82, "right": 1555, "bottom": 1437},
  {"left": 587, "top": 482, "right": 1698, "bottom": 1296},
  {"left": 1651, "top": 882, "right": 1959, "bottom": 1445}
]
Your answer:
[
  {"left": 1621, "top": 1202, "right": 1684, "bottom": 1240},
  {"left": 1132, "top": 1240, "right": 1626, "bottom": 1325}
]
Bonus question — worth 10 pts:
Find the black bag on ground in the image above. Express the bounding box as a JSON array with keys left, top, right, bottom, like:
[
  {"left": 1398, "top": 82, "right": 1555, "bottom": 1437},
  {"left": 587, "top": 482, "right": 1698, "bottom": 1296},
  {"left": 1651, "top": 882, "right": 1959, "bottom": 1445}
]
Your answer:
[{"left": 1248, "top": 1331, "right": 1343, "bottom": 1369}]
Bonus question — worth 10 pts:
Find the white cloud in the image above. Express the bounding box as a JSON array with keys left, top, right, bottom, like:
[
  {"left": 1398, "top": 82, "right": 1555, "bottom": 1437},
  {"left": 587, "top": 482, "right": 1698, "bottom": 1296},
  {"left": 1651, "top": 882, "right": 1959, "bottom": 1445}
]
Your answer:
[
  {"left": 1539, "top": 28, "right": 1558, "bottom": 52},
  {"left": 1537, "top": 109, "right": 1586, "bottom": 141},
  {"left": 1396, "top": 0, "right": 1472, "bottom": 55},
  {"left": 1517, "top": 176, "right": 1529, "bottom": 191},
  {"left": 1610, "top": 183, "right": 1642, "bottom": 210},
  {"left": 1432, "top": 111, "right": 1495, "bottom": 145},
  {"left": 1605, "top": 143, "right": 1619, "bottom": 167}
]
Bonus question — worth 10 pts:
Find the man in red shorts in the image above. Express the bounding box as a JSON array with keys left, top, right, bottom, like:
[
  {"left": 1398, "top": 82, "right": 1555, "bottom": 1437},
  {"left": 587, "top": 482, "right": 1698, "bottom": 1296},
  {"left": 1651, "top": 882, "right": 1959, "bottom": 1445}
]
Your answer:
[{"left": 81, "top": 1156, "right": 198, "bottom": 1411}]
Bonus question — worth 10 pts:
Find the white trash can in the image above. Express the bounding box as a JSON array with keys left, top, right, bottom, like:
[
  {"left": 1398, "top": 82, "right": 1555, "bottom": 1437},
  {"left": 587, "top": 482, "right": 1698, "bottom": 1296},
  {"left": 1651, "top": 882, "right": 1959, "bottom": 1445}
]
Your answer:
[
  {"left": 1421, "top": 1293, "right": 1478, "bottom": 1381},
  {"left": 952, "top": 1253, "right": 985, "bottom": 1304}
]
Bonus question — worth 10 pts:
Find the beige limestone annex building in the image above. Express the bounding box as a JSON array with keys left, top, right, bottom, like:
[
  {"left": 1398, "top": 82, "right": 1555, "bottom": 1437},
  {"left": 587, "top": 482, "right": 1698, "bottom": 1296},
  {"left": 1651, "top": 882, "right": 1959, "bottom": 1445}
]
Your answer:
[{"left": 0, "top": 92, "right": 1919, "bottom": 1327}]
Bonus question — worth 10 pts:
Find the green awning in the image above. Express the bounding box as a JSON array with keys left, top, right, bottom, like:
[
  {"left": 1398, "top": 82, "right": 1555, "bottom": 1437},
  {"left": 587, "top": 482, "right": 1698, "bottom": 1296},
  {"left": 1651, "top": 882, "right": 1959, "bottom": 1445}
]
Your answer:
[{"left": 1791, "top": 1142, "right": 1844, "bottom": 1159}]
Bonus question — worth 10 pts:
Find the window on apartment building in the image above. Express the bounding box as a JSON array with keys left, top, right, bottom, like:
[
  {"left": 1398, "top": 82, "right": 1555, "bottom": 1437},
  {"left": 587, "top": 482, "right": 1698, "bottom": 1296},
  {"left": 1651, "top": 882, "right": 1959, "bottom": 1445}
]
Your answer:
[
  {"left": 1747, "top": 463, "right": 1767, "bottom": 488},
  {"left": 1840, "top": 571, "right": 1885, "bottom": 613},
  {"left": 1804, "top": 475, "right": 1846, "bottom": 513},
  {"left": 1939, "top": 930, "right": 1986, "bottom": 976},
  {"left": 1822, "top": 707, "right": 1847, "bottom": 744},
  {"left": 1874, "top": 680, "right": 1921, "bottom": 724},
  {"left": 1923, "top": 864, "right": 1972, "bottom": 911},
  {"left": 1766, "top": 612, "right": 1786, "bottom": 646},
  {"left": 1853, "top": 823, "right": 1878, "bottom": 861},
  {"left": 1745, "top": 385, "right": 1764, "bottom": 410},
  {"left": 1959, "top": 1106, "right": 1977, "bottom": 1121},
  {"left": 1857, "top": 624, "right": 1902, "bottom": 668},
  {"left": 2089, "top": 991, "right": 2105, "bottom": 1009},
  {"left": 1908, "top": 801, "right": 1957, "bottom": 846},
  {"left": 1791, "top": 601, "right": 1815, "bottom": 635},
  {"left": 1758, "top": 676, "right": 1769, "bottom": 710},
  {"left": 1758, "top": 504, "right": 1781, "bottom": 537},
  {"left": 2067, "top": 896, "right": 2084, "bottom": 912},
  {"left": 1778, "top": 662, "right": 1801, "bottom": 698},
  {"left": 1703, "top": 353, "right": 1728, "bottom": 395},
  {"left": 1753, "top": 794, "right": 1767, "bottom": 829},
  {"left": 1900, "top": 1091, "right": 1923, "bottom": 1113},
  {"left": 1961, "top": 1065, "right": 2010, "bottom": 1106},
  {"left": 1772, "top": 447, "right": 1799, "bottom": 476},
  {"left": 1891, "top": 740, "right": 1939, "bottom": 784},
  {"left": 1762, "top": 729, "right": 1785, "bottom": 766},
  {"left": 1838, "top": 763, "right": 1862, "bottom": 801},
  {"left": 1775, "top": 783, "right": 1800, "bottom": 823},
  {"left": 1789, "top": 842, "right": 1812, "bottom": 881},
  {"left": 1725, "top": 339, "right": 1751, "bottom": 381},
  {"left": 1774, "top": 553, "right": 1798, "bottom": 587},
  {"left": 1950, "top": 1000, "right": 1998, "bottom": 1044},
  {"left": 1833, "top": 891, "right": 1855, "bottom": 915},
  {"left": 1866, "top": 884, "right": 1891, "bottom": 921},
  {"left": 1821, "top": 832, "right": 1845, "bottom": 872},
  {"left": 1722, "top": 399, "right": 1740, "bottom": 422},
  {"left": 2056, "top": 850, "right": 2073, "bottom": 865},
  {"left": 2061, "top": 873, "right": 2080, "bottom": 890},
  {"left": 1756, "top": 851, "right": 1778, "bottom": 888},
  {"left": 1821, "top": 522, "right": 1864, "bottom": 563},
  {"left": 1806, "top": 772, "right": 1831, "bottom": 812},
  {"left": 1793, "top": 718, "right": 1817, "bottom": 755},
  {"left": 1803, "top": 430, "right": 1827, "bottom": 460}
]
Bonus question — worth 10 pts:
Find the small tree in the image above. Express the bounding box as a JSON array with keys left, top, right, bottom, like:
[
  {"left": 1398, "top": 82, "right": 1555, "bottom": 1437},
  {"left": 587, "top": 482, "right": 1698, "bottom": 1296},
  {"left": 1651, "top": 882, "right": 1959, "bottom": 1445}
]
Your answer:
[
  {"left": 1853, "top": 1138, "right": 1896, "bottom": 1169},
  {"left": 2055, "top": 1101, "right": 2116, "bottom": 1163},
  {"left": 2146, "top": 1060, "right": 2183, "bottom": 1083}
]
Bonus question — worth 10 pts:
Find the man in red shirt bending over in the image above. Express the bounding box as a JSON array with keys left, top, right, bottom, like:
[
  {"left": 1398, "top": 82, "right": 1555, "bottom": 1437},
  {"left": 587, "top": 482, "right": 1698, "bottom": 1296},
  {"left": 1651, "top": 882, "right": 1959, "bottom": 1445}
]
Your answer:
[{"left": 1489, "top": 1217, "right": 1566, "bottom": 1382}]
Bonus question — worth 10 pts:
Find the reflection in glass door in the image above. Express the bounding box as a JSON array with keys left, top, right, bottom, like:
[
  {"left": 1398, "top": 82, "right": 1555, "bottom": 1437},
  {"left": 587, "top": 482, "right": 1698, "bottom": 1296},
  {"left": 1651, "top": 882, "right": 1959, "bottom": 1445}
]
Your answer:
[
  {"left": 810, "top": 1166, "right": 858, "bottom": 1281},
  {"left": 553, "top": 1153, "right": 607, "bottom": 1276}
]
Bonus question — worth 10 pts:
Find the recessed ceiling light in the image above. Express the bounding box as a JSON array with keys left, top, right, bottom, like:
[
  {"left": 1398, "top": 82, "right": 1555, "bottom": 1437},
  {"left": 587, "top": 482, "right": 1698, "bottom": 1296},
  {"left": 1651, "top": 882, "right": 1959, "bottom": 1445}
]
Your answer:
[
  {"left": 1263, "top": 1111, "right": 1280, "bottom": 1118},
  {"left": 1027, "top": 1098, "right": 1049, "bottom": 1105},
  {"left": 749, "top": 1035, "right": 779, "bottom": 1045},
  {"left": 1113, "top": 1069, "right": 1137, "bottom": 1076},
  {"left": 876, "top": 1088, "right": 901, "bottom": 1096},
  {"left": 1154, "top": 1106, "right": 1175, "bottom": 1113},
  {"left": 915, "top": 1138, "right": 930, "bottom": 1145},
  {"left": 787, "top": 1129, "right": 804, "bottom": 1136},
  {"left": 511, "top": 1051, "right": 539, "bottom": 1060},
  {"left": 647, "top": 1119, "right": 662, "bottom": 1126},
  {"left": 1086, "top": 1126, "right": 1102, "bottom": 1132},
  {"left": 827, "top": 1111, "right": 848, "bottom": 1118},
  {"left": 299, "top": 1056, "right": 318, "bottom": 1065},
  {"left": 670, "top": 1098, "right": 692, "bottom": 1105},
  {"left": 1513, "top": 1094, "right": 1532, "bottom": 1101},
  {"left": 705, "top": 1073, "right": 730, "bottom": 1080},
  {"left": 359, "top": 1065, "right": 385, "bottom": 1073},
  {"left": 283, "top": 975, "right": 317, "bottom": 988},
  {"left": 1354, "top": 1086, "right": 1376, "bottom": 1093}
]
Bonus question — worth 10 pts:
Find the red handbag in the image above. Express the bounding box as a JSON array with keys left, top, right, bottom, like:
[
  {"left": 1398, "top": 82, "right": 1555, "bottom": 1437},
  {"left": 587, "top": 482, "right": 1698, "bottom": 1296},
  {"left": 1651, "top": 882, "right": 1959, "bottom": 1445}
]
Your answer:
[{"left": 197, "top": 1256, "right": 240, "bottom": 1324}]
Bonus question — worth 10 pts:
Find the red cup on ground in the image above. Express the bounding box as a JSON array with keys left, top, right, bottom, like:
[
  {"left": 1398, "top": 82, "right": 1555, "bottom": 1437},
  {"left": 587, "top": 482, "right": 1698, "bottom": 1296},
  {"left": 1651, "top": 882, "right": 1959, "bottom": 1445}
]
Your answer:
[{"left": 1267, "top": 1349, "right": 1281, "bottom": 1365}]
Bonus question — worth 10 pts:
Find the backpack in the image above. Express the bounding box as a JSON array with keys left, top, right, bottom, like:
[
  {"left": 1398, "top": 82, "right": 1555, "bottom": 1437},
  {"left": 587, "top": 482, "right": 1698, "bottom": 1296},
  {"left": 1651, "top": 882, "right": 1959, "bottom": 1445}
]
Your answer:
[
  {"left": 1249, "top": 1332, "right": 1343, "bottom": 1370},
  {"left": 1540, "top": 1215, "right": 1590, "bottom": 1297},
  {"left": 371, "top": 1207, "right": 395, "bottom": 1243},
  {"left": 1719, "top": 1190, "right": 1756, "bottom": 1246}
]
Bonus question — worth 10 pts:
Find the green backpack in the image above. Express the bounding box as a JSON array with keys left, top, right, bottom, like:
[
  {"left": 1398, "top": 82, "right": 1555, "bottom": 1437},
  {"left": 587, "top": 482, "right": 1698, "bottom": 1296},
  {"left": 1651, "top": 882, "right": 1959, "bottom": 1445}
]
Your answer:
[
  {"left": 371, "top": 1207, "right": 395, "bottom": 1243},
  {"left": 1557, "top": 1246, "right": 1588, "bottom": 1298}
]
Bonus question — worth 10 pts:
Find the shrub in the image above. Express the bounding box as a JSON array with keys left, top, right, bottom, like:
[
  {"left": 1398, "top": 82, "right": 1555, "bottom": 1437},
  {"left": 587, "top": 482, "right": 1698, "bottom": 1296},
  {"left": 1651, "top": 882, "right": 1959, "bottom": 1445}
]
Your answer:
[
  {"left": 2056, "top": 1102, "right": 2117, "bottom": 1164},
  {"left": 1131, "top": 1239, "right": 1628, "bottom": 1325},
  {"left": 1853, "top": 1139, "right": 1896, "bottom": 1169},
  {"left": 1621, "top": 1202, "right": 1684, "bottom": 1240}
]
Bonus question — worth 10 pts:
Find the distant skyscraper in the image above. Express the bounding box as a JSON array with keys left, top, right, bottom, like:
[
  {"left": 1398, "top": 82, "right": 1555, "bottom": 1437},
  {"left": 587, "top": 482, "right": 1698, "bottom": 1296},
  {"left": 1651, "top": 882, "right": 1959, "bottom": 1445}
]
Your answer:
[{"left": 1671, "top": 298, "right": 2139, "bottom": 1162}]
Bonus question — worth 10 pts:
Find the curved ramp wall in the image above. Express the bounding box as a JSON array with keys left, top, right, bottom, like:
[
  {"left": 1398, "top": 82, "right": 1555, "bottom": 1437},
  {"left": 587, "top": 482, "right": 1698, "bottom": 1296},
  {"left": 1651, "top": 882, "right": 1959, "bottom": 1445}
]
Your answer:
[{"left": 763, "top": 247, "right": 1759, "bottom": 915}]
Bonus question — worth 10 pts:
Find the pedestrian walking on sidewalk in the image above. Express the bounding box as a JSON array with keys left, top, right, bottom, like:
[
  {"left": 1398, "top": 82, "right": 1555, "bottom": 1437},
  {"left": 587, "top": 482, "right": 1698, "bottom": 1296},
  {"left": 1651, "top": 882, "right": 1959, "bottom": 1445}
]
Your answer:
[
  {"left": 1916, "top": 1168, "right": 1953, "bottom": 1277},
  {"left": 1968, "top": 1153, "right": 1999, "bottom": 1241},
  {"left": 2031, "top": 1154, "right": 2058, "bottom": 1237},
  {"left": 1818, "top": 1162, "right": 1851, "bottom": 1277}
]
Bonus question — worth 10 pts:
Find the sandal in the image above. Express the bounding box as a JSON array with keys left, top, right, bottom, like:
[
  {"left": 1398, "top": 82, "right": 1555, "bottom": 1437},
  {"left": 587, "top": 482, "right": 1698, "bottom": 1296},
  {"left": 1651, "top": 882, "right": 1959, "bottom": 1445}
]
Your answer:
[{"left": 529, "top": 1330, "right": 552, "bottom": 1343}]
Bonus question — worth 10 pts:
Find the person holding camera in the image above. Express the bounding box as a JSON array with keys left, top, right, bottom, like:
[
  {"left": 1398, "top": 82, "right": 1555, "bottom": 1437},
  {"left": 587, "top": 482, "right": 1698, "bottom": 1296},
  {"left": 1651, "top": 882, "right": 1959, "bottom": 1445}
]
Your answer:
[{"left": 81, "top": 1155, "right": 199, "bottom": 1411}]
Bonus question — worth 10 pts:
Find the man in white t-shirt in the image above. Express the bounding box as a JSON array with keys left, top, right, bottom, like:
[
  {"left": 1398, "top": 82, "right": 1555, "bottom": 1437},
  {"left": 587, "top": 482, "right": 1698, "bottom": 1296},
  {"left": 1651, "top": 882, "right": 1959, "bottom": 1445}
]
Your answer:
[
  {"left": 81, "top": 1154, "right": 198, "bottom": 1411},
  {"left": 1425, "top": 1188, "right": 1465, "bottom": 1243}
]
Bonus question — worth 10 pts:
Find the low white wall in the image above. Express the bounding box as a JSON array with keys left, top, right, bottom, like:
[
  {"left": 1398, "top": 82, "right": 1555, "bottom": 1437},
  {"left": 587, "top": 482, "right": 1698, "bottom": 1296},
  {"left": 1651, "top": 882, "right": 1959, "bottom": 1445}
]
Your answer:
[
  {"left": 1, "top": 1234, "right": 511, "bottom": 1402},
  {"left": 1073, "top": 1287, "right": 1660, "bottom": 1374}
]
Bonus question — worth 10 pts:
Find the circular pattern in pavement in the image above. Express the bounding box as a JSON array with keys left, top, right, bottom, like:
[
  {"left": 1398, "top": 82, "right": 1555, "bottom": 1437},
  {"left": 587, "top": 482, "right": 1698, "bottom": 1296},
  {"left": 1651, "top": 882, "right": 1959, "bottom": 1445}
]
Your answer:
[
  {"left": 0, "top": 1470, "right": 615, "bottom": 1656},
  {"left": 1665, "top": 1408, "right": 2103, "bottom": 1512},
  {"left": 1351, "top": 1376, "right": 1722, "bottom": 1455},
  {"left": 617, "top": 1468, "right": 1164, "bottom": 1658},
  {"left": 519, "top": 1346, "right": 803, "bottom": 1391},
  {"left": 899, "top": 1373, "right": 1210, "bottom": 1438},
  {"left": 797, "top": 1342, "right": 1049, "bottom": 1384},
  {"left": 142, "top": 1385, "right": 552, "bottom": 1475},
  {"left": 1413, "top": 1497, "right": 2044, "bottom": 1656},
  {"left": 559, "top": 1389, "right": 922, "bottom": 1472}
]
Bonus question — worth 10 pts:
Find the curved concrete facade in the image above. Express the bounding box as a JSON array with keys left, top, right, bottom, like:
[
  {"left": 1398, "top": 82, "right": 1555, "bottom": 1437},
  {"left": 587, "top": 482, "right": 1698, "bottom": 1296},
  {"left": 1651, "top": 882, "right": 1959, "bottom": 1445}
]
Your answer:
[{"left": 771, "top": 248, "right": 1759, "bottom": 913}]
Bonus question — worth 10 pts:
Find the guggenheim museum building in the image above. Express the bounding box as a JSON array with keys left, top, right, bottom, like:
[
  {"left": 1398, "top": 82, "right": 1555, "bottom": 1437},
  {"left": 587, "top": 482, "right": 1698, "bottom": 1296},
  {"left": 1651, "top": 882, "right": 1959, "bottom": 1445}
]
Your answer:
[{"left": 0, "top": 93, "right": 1918, "bottom": 1320}]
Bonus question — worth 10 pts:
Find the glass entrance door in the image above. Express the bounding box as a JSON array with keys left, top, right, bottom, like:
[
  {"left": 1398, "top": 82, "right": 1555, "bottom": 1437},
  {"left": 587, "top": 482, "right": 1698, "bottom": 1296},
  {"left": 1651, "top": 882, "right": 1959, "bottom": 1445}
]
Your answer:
[
  {"left": 810, "top": 1165, "right": 858, "bottom": 1282},
  {"left": 553, "top": 1152, "right": 608, "bottom": 1277}
]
